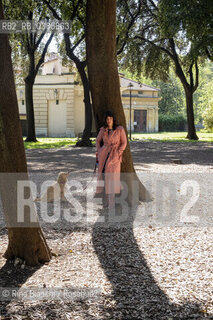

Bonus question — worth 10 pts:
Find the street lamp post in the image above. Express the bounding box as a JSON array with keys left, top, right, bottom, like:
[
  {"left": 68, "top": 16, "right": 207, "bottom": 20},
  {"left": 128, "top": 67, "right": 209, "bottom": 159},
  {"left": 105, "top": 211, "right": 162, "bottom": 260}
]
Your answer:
[{"left": 128, "top": 82, "right": 133, "bottom": 140}]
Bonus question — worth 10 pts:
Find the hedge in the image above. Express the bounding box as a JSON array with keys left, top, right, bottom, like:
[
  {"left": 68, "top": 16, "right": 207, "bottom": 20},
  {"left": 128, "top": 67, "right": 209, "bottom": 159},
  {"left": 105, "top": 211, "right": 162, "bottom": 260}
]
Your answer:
[{"left": 159, "top": 114, "right": 187, "bottom": 132}]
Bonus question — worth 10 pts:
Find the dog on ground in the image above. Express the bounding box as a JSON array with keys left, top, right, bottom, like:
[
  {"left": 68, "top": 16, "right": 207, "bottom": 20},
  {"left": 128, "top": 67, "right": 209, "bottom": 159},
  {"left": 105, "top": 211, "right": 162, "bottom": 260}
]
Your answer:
[{"left": 34, "top": 172, "right": 70, "bottom": 202}]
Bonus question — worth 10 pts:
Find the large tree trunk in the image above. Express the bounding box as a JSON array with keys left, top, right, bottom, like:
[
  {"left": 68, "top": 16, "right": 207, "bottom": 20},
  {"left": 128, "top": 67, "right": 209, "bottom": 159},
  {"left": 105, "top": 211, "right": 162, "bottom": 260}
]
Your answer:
[
  {"left": 185, "top": 88, "right": 198, "bottom": 140},
  {"left": 0, "top": 0, "right": 51, "bottom": 265},
  {"left": 24, "top": 76, "right": 38, "bottom": 142},
  {"left": 86, "top": 0, "right": 152, "bottom": 205}
]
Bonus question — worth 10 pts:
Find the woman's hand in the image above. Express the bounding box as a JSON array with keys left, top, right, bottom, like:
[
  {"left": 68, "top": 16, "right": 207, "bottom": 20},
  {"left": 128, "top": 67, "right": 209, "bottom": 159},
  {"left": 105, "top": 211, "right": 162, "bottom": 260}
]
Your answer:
[
  {"left": 117, "top": 127, "right": 127, "bottom": 163},
  {"left": 96, "top": 127, "right": 104, "bottom": 153},
  {"left": 118, "top": 127, "right": 127, "bottom": 155}
]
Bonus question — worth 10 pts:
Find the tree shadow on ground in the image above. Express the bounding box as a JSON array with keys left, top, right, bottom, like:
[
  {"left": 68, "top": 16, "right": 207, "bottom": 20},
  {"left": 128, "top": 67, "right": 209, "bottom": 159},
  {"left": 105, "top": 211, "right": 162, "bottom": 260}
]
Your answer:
[
  {"left": 0, "top": 260, "right": 42, "bottom": 317},
  {"left": 132, "top": 140, "right": 213, "bottom": 167},
  {"left": 92, "top": 203, "right": 209, "bottom": 319},
  {"left": 0, "top": 197, "right": 211, "bottom": 319}
]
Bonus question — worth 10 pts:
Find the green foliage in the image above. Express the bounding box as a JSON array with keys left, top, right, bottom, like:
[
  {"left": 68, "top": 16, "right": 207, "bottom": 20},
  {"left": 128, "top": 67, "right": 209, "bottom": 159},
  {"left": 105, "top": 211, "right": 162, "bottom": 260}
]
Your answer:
[
  {"left": 159, "top": 114, "right": 187, "bottom": 132},
  {"left": 143, "top": 45, "right": 171, "bottom": 82},
  {"left": 117, "top": 0, "right": 205, "bottom": 89},
  {"left": 179, "top": 0, "right": 213, "bottom": 61},
  {"left": 193, "top": 61, "right": 213, "bottom": 124},
  {"left": 158, "top": 0, "right": 181, "bottom": 38},
  {"left": 3, "top": 0, "right": 53, "bottom": 80},
  {"left": 203, "top": 100, "right": 213, "bottom": 132},
  {"left": 152, "top": 70, "right": 185, "bottom": 115},
  {"left": 159, "top": 0, "right": 213, "bottom": 61}
]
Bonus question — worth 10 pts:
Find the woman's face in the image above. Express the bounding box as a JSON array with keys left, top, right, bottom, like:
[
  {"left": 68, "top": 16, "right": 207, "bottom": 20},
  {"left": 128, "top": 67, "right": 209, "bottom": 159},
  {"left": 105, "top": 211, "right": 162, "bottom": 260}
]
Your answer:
[{"left": 106, "top": 116, "right": 113, "bottom": 127}]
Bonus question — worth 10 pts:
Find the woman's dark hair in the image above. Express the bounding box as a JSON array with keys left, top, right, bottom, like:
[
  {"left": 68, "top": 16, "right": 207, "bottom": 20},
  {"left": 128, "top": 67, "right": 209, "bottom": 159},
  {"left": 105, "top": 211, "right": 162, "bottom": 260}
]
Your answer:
[{"left": 103, "top": 110, "right": 119, "bottom": 130}]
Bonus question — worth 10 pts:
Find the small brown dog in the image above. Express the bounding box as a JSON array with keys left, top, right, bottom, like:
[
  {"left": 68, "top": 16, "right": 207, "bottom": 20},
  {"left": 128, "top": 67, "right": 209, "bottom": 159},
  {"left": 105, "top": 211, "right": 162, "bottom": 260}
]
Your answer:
[{"left": 34, "top": 172, "right": 70, "bottom": 202}]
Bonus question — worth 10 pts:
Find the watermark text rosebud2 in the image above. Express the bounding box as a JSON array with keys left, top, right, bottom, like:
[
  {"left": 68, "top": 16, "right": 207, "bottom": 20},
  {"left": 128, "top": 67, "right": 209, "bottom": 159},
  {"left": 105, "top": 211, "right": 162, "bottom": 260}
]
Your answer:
[{"left": 0, "top": 172, "right": 212, "bottom": 228}]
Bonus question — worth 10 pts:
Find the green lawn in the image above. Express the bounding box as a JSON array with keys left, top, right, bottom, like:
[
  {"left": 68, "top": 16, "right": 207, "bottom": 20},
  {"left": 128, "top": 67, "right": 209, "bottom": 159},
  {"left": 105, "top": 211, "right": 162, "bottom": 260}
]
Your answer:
[
  {"left": 129, "top": 131, "right": 213, "bottom": 143},
  {"left": 23, "top": 131, "right": 213, "bottom": 149},
  {"left": 23, "top": 137, "right": 86, "bottom": 149}
]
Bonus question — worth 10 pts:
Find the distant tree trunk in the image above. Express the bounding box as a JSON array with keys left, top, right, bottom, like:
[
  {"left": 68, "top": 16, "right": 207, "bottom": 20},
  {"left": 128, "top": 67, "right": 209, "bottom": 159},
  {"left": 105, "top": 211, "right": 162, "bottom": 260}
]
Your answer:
[
  {"left": 64, "top": 34, "right": 93, "bottom": 146},
  {"left": 184, "top": 88, "right": 198, "bottom": 140},
  {"left": 86, "top": 0, "right": 152, "bottom": 204},
  {"left": 169, "top": 39, "right": 199, "bottom": 140},
  {"left": 75, "top": 62, "right": 93, "bottom": 147},
  {"left": 24, "top": 76, "right": 37, "bottom": 142},
  {"left": 23, "top": 22, "right": 53, "bottom": 143},
  {"left": 0, "top": 0, "right": 52, "bottom": 265}
]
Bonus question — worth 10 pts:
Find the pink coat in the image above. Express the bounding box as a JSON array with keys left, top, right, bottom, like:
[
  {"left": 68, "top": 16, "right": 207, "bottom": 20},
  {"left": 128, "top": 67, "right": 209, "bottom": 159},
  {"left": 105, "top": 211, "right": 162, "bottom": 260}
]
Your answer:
[{"left": 95, "top": 125, "right": 127, "bottom": 194}]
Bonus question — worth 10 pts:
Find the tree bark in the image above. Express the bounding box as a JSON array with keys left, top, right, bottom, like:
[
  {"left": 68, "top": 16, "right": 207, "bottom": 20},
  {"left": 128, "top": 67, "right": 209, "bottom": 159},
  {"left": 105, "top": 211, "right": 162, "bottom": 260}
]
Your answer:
[
  {"left": 75, "top": 64, "right": 93, "bottom": 147},
  {"left": 86, "top": 0, "right": 152, "bottom": 205},
  {"left": 24, "top": 77, "right": 38, "bottom": 142},
  {"left": 63, "top": 34, "right": 93, "bottom": 147},
  {"left": 4, "top": 228, "right": 51, "bottom": 266},
  {"left": 0, "top": 0, "right": 52, "bottom": 265},
  {"left": 185, "top": 88, "right": 198, "bottom": 140},
  {"left": 168, "top": 39, "right": 199, "bottom": 140}
]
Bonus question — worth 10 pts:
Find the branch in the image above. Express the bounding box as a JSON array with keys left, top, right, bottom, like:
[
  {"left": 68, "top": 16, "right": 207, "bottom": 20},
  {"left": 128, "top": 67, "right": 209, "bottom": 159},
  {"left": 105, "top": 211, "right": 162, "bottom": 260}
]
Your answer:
[
  {"left": 43, "top": 0, "right": 62, "bottom": 20},
  {"left": 71, "top": 33, "right": 85, "bottom": 52},
  {"left": 168, "top": 38, "right": 189, "bottom": 87},
  {"left": 35, "top": 32, "right": 54, "bottom": 76},
  {"left": 81, "top": 59, "right": 87, "bottom": 69},
  {"left": 205, "top": 47, "right": 213, "bottom": 61},
  {"left": 71, "top": 0, "right": 86, "bottom": 29},
  {"left": 193, "top": 59, "right": 199, "bottom": 92},
  {"left": 76, "top": 11, "right": 86, "bottom": 30},
  {"left": 42, "top": 1, "right": 85, "bottom": 69},
  {"left": 134, "top": 35, "right": 174, "bottom": 58},
  {"left": 117, "top": 1, "right": 142, "bottom": 55},
  {"left": 28, "top": 11, "right": 34, "bottom": 52},
  {"left": 34, "top": 30, "right": 46, "bottom": 51},
  {"left": 44, "top": 0, "right": 84, "bottom": 29},
  {"left": 125, "top": 1, "right": 134, "bottom": 20},
  {"left": 141, "top": 0, "right": 158, "bottom": 18},
  {"left": 70, "top": 0, "right": 82, "bottom": 21},
  {"left": 64, "top": 33, "right": 87, "bottom": 70},
  {"left": 26, "top": 33, "right": 31, "bottom": 53},
  {"left": 188, "top": 62, "right": 194, "bottom": 88},
  {"left": 64, "top": 33, "right": 81, "bottom": 66},
  {"left": 148, "top": 0, "right": 158, "bottom": 11}
]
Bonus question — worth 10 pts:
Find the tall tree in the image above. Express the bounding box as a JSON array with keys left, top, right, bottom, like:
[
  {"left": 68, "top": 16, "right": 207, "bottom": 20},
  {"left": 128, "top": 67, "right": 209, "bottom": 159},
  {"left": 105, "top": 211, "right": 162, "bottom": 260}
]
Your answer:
[
  {"left": 43, "top": 0, "right": 93, "bottom": 146},
  {"left": 4, "top": 0, "right": 54, "bottom": 142},
  {"left": 117, "top": 0, "right": 205, "bottom": 140},
  {"left": 0, "top": 0, "right": 52, "bottom": 265},
  {"left": 86, "top": 0, "right": 152, "bottom": 204},
  {"left": 43, "top": 0, "right": 141, "bottom": 146}
]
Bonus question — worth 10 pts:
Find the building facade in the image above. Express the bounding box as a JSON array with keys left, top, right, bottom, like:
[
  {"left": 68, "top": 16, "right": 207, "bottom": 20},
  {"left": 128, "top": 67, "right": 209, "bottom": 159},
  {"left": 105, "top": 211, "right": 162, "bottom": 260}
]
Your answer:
[{"left": 17, "top": 55, "right": 160, "bottom": 137}]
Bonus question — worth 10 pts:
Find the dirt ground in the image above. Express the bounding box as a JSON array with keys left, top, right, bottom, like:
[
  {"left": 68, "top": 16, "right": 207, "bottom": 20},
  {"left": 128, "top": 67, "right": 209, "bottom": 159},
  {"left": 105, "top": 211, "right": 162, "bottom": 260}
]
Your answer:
[{"left": 0, "top": 140, "right": 213, "bottom": 319}]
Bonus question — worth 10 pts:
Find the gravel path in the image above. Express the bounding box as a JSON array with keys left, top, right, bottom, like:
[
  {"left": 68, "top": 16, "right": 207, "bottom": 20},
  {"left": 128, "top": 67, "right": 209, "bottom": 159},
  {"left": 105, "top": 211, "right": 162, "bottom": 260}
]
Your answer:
[{"left": 0, "top": 140, "right": 213, "bottom": 319}]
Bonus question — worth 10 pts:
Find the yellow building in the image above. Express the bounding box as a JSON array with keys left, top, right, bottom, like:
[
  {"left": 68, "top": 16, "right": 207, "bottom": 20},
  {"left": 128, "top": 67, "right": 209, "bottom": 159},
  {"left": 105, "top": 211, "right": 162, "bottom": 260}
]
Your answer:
[
  {"left": 17, "top": 54, "right": 160, "bottom": 137},
  {"left": 120, "top": 74, "right": 160, "bottom": 133}
]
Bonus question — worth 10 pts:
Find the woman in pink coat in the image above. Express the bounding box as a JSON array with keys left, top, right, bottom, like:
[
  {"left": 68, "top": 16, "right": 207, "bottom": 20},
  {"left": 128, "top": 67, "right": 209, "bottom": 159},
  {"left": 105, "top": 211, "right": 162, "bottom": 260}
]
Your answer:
[{"left": 95, "top": 111, "right": 127, "bottom": 209}]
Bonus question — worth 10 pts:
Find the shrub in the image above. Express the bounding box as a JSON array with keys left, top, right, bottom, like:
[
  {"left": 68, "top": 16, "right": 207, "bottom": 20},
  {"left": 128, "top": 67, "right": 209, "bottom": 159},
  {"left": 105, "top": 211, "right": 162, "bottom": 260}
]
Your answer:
[
  {"left": 203, "top": 100, "right": 213, "bottom": 132},
  {"left": 159, "top": 114, "right": 187, "bottom": 131}
]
